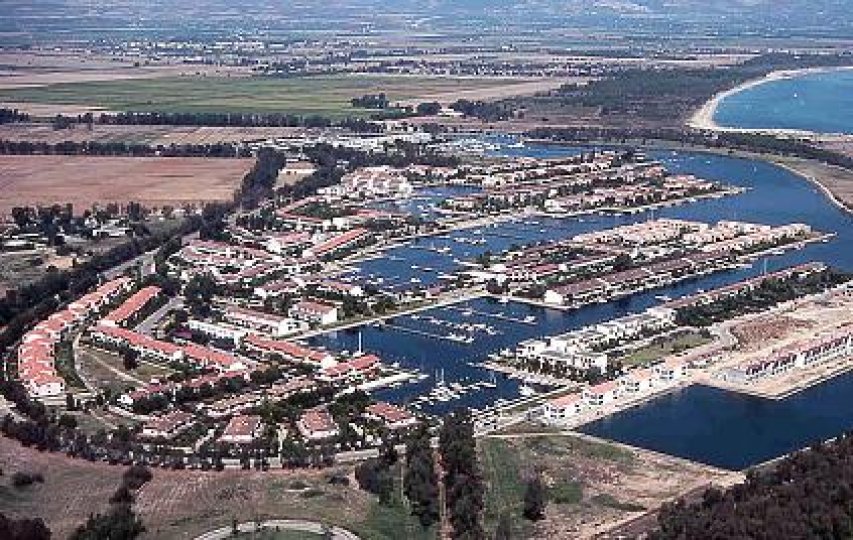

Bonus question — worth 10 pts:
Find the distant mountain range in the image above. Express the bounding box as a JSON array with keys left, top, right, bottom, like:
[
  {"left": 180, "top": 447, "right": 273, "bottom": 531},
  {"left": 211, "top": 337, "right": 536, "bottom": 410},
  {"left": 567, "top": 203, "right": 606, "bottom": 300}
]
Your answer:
[{"left": 2, "top": 0, "right": 851, "bottom": 44}]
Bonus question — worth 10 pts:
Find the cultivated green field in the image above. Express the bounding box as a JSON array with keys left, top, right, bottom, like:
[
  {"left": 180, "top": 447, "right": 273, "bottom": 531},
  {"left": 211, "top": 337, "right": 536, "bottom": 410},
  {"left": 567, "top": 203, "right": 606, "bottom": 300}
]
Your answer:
[{"left": 0, "top": 74, "right": 521, "bottom": 116}]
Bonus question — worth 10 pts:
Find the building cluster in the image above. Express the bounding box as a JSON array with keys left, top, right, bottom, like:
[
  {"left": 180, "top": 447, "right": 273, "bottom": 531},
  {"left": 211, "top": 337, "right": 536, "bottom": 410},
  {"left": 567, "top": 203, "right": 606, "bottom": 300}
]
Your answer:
[
  {"left": 318, "top": 166, "right": 414, "bottom": 200},
  {"left": 516, "top": 307, "right": 676, "bottom": 375},
  {"left": 537, "top": 357, "right": 688, "bottom": 424},
  {"left": 475, "top": 241, "right": 615, "bottom": 284},
  {"left": 441, "top": 152, "right": 727, "bottom": 215},
  {"left": 720, "top": 324, "right": 853, "bottom": 385},
  {"left": 543, "top": 251, "right": 733, "bottom": 307},
  {"left": 17, "top": 277, "right": 134, "bottom": 397},
  {"left": 574, "top": 218, "right": 813, "bottom": 255}
]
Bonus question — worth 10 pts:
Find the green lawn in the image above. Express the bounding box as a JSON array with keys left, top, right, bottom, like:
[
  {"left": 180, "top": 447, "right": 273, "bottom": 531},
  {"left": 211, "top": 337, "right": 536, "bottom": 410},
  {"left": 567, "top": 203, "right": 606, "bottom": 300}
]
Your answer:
[
  {"left": 617, "top": 331, "right": 713, "bottom": 367},
  {"left": 0, "top": 74, "right": 518, "bottom": 116}
]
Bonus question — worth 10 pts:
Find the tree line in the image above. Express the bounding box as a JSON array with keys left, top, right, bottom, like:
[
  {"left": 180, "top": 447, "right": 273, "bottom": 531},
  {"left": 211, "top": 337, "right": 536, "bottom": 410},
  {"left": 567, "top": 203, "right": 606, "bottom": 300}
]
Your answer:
[
  {"left": 0, "top": 107, "right": 29, "bottom": 124},
  {"left": 45, "top": 111, "right": 385, "bottom": 133},
  {"left": 0, "top": 139, "right": 249, "bottom": 158}
]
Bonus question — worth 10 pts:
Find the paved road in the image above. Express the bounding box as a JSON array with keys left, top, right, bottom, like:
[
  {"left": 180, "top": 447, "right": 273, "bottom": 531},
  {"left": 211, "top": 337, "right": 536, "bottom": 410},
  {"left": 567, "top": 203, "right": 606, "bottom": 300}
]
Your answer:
[
  {"left": 136, "top": 296, "right": 183, "bottom": 335},
  {"left": 194, "top": 519, "right": 360, "bottom": 540}
]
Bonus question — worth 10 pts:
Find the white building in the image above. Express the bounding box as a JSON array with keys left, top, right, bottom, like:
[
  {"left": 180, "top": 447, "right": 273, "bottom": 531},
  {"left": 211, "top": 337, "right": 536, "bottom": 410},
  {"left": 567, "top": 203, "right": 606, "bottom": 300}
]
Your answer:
[
  {"left": 289, "top": 300, "right": 339, "bottom": 325},
  {"left": 187, "top": 319, "right": 248, "bottom": 344},
  {"left": 224, "top": 305, "right": 303, "bottom": 337},
  {"left": 539, "top": 393, "right": 584, "bottom": 425}
]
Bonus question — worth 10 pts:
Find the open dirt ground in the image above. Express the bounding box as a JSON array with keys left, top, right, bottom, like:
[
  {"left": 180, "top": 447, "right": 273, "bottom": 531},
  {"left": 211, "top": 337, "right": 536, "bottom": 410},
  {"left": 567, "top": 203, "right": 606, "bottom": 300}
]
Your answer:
[
  {"left": 0, "top": 436, "right": 428, "bottom": 540},
  {"left": 0, "top": 123, "right": 315, "bottom": 145},
  {"left": 0, "top": 155, "right": 253, "bottom": 214},
  {"left": 479, "top": 429, "right": 740, "bottom": 539}
]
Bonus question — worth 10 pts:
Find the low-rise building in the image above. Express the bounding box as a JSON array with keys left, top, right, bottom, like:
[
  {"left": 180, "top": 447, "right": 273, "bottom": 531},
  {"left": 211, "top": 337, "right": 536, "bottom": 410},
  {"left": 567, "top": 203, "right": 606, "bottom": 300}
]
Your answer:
[
  {"left": 297, "top": 407, "right": 339, "bottom": 441},
  {"left": 220, "top": 415, "right": 262, "bottom": 444},
  {"left": 101, "top": 286, "right": 161, "bottom": 327},
  {"left": 224, "top": 305, "right": 303, "bottom": 337},
  {"left": 141, "top": 411, "right": 195, "bottom": 440},
  {"left": 539, "top": 393, "right": 584, "bottom": 424},
  {"left": 289, "top": 300, "right": 339, "bottom": 325},
  {"left": 318, "top": 354, "right": 381, "bottom": 384},
  {"left": 583, "top": 381, "right": 620, "bottom": 407},
  {"left": 364, "top": 402, "right": 418, "bottom": 430}
]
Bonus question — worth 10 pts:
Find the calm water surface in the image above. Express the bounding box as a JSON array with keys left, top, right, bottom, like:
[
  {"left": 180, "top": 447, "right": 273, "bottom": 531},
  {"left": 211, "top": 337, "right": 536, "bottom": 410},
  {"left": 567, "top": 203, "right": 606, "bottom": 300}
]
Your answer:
[{"left": 714, "top": 69, "right": 853, "bottom": 134}]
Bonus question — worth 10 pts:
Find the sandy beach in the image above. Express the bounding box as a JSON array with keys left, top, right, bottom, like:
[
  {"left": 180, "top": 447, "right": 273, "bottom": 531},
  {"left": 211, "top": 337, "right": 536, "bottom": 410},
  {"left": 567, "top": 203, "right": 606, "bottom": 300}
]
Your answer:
[{"left": 687, "top": 66, "right": 853, "bottom": 138}]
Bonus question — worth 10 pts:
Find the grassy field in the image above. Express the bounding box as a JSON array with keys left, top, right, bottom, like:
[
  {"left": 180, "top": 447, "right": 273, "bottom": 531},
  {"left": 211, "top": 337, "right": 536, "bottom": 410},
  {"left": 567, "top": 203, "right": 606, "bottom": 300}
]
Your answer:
[
  {"left": 0, "top": 74, "right": 527, "bottom": 117},
  {"left": 0, "top": 435, "right": 434, "bottom": 540},
  {"left": 616, "top": 332, "right": 713, "bottom": 367},
  {"left": 477, "top": 431, "right": 738, "bottom": 538}
]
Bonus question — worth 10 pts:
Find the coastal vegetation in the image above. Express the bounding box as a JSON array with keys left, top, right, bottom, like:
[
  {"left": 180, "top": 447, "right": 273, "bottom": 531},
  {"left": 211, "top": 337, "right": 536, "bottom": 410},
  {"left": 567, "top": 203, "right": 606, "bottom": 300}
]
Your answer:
[
  {"left": 651, "top": 434, "right": 853, "bottom": 539},
  {"left": 675, "top": 268, "right": 852, "bottom": 327},
  {"left": 511, "top": 52, "right": 853, "bottom": 126}
]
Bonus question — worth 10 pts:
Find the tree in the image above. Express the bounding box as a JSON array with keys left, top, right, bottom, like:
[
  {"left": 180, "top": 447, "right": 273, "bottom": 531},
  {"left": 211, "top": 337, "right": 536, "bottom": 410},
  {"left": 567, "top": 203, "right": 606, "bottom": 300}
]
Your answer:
[
  {"left": 69, "top": 504, "right": 145, "bottom": 540},
  {"left": 439, "top": 409, "right": 485, "bottom": 539},
  {"left": 0, "top": 513, "right": 51, "bottom": 540},
  {"left": 184, "top": 274, "right": 217, "bottom": 315},
  {"left": 494, "top": 512, "right": 512, "bottom": 540},
  {"left": 404, "top": 424, "right": 440, "bottom": 528},
  {"left": 416, "top": 102, "right": 442, "bottom": 116},
  {"left": 123, "top": 349, "right": 140, "bottom": 370},
  {"left": 355, "top": 459, "right": 394, "bottom": 505},
  {"left": 522, "top": 475, "right": 547, "bottom": 521}
]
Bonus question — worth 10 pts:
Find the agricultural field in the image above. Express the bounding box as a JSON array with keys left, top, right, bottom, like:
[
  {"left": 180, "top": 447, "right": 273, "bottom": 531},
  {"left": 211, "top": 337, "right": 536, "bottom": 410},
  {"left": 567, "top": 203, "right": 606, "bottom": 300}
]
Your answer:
[
  {"left": 0, "top": 155, "right": 253, "bottom": 214},
  {"left": 478, "top": 431, "right": 739, "bottom": 538},
  {"left": 0, "top": 122, "right": 311, "bottom": 145},
  {"left": 0, "top": 74, "right": 537, "bottom": 117}
]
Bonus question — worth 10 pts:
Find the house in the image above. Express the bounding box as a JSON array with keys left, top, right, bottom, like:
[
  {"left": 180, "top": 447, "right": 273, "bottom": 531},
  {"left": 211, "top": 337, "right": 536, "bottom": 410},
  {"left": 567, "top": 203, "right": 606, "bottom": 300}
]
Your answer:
[
  {"left": 297, "top": 407, "right": 339, "bottom": 441},
  {"left": 206, "top": 393, "right": 261, "bottom": 418},
  {"left": 316, "top": 280, "right": 365, "bottom": 298},
  {"left": 539, "top": 393, "right": 584, "bottom": 424},
  {"left": 187, "top": 319, "right": 248, "bottom": 344},
  {"left": 243, "top": 334, "right": 334, "bottom": 366},
  {"left": 364, "top": 402, "right": 418, "bottom": 430},
  {"left": 318, "top": 354, "right": 380, "bottom": 384},
  {"left": 220, "top": 415, "right": 262, "bottom": 444},
  {"left": 289, "top": 300, "right": 339, "bottom": 325},
  {"left": 653, "top": 358, "right": 686, "bottom": 382},
  {"left": 101, "top": 286, "right": 161, "bottom": 327},
  {"left": 182, "top": 344, "right": 249, "bottom": 373},
  {"left": 583, "top": 381, "right": 620, "bottom": 407},
  {"left": 141, "top": 411, "right": 195, "bottom": 440},
  {"left": 279, "top": 161, "right": 318, "bottom": 178},
  {"left": 619, "top": 368, "right": 655, "bottom": 393},
  {"left": 224, "top": 305, "right": 303, "bottom": 337}
]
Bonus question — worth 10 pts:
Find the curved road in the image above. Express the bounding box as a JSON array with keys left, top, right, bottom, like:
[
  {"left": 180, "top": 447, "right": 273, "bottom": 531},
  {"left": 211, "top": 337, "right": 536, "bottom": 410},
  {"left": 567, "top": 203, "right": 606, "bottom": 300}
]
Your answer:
[{"left": 194, "top": 519, "right": 360, "bottom": 540}]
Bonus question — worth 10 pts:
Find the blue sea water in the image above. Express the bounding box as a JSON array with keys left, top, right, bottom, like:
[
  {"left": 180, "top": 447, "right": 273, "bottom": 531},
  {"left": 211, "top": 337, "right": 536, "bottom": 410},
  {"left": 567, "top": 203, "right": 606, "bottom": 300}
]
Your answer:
[{"left": 714, "top": 69, "right": 853, "bottom": 134}]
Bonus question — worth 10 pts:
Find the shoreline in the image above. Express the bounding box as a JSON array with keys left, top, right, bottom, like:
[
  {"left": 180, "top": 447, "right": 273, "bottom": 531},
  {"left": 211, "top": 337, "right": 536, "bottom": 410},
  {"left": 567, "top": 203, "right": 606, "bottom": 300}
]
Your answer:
[
  {"left": 525, "top": 137, "right": 853, "bottom": 216},
  {"left": 687, "top": 66, "right": 853, "bottom": 137}
]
